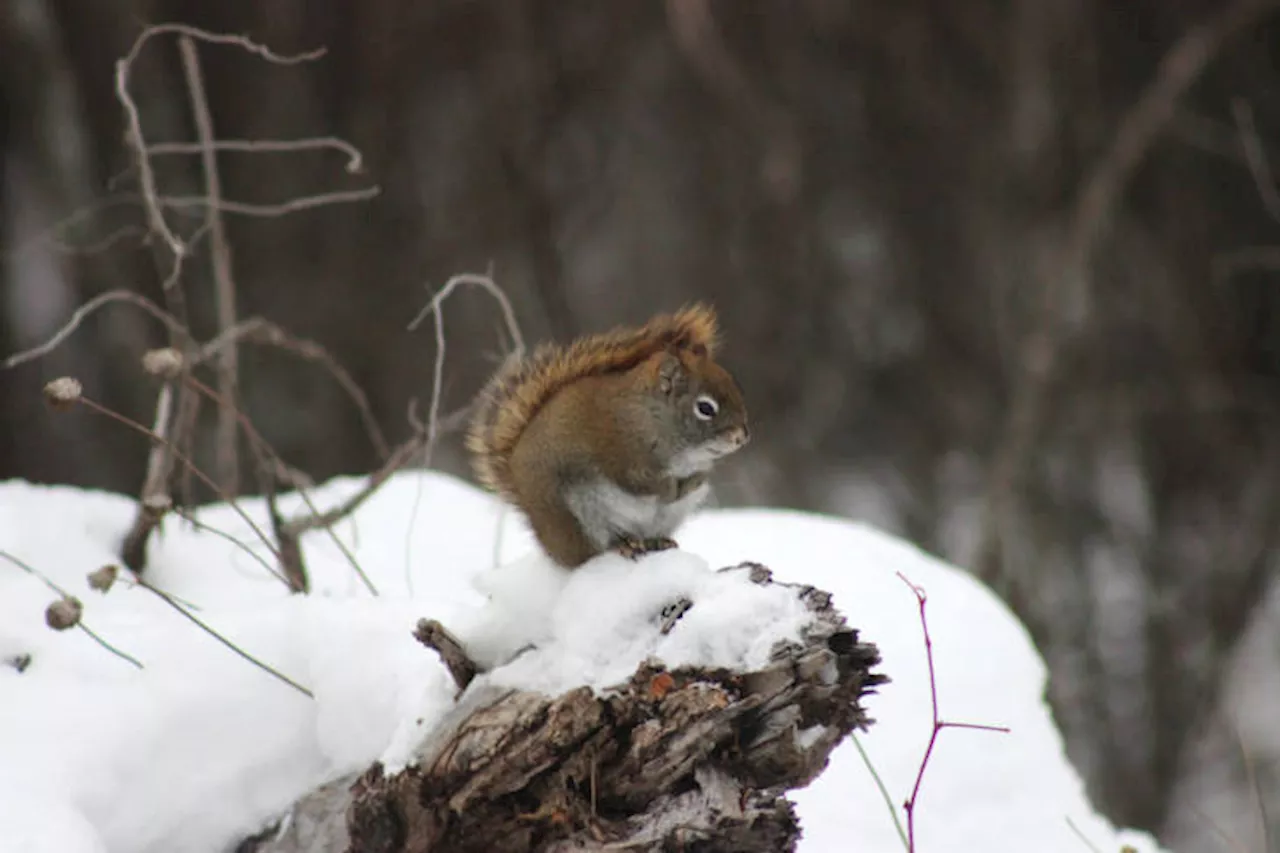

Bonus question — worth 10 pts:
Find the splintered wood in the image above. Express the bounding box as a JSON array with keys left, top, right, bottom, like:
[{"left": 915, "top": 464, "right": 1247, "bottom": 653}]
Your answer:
[{"left": 253, "top": 563, "right": 885, "bottom": 853}]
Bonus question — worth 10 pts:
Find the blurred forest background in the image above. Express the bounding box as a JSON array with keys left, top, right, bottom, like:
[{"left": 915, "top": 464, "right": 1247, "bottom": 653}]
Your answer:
[{"left": 3, "top": 0, "right": 1280, "bottom": 849}]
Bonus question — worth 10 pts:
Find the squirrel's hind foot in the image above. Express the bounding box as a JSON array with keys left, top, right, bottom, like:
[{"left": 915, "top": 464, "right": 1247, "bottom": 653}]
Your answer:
[{"left": 613, "top": 535, "right": 679, "bottom": 560}]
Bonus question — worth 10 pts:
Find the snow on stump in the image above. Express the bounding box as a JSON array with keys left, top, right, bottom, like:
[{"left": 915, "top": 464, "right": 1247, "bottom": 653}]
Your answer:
[
  {"left": 259, "top": 561, "right": 885, "bottom": 853},
  {"left": 250, "top": 560, "right": 885, "bottom": 845}
]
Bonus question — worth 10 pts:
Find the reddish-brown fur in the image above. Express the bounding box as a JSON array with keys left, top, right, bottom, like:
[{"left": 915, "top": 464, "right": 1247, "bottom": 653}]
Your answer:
[{"left": 466, "top": 304, "right": 721, "bottom": 503}]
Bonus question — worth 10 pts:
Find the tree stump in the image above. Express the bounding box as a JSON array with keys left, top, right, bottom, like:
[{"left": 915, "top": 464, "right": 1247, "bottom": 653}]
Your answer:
[{"left": 249, "top": 563, "right": 885, "bottom": 853}]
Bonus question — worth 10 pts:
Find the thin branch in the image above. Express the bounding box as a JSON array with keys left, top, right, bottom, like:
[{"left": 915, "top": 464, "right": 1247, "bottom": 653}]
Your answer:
[
  {"left": 171, "top": 505, "right": 286, "bottom": 586},
  {"left": 407, "top": 272, "right": 526, "bottom": 357},
  {"left": 850, "top": 733, "right": 908, "bottom": 851},
  {"left": 1064, "top": 817, "right": 1106, "bottom": 853},
  {"left": 282, "top": 434, "right": 425, "bottom": 539},
  {"left": 0, "top": 549, "right": 145, "bottom": 670},
  {"left": 414, "top": 618, "right": 479, "bottom": 693},
  {"left": 133, "top": 576, "right": 312, "bottom": 697},
  {"left": 403, "top": 272, "right": 525, "bottom": 590},
  {"left": 178, "top": 34, "right": 241, "bottom": 497},
  {"left": 120, "top": 378, "right": 177, "bottom": 572},
  {"left": 182, "top": 372, "right": 379, "bottom": 596},
  {"left": 115, "top": 24, "right": 207, "bottom": 562},
  {"left": 74, "top": 623, "right": 146, "bottom": 670},
  {"left": 69, "top": 392, "right": 285, "bottom": 574},
  {"left": 1231, "top": 97, "right": 1280, "bottom": 225},
  {"left": 115, "top": 28, "right": 186, "bottom": 263},
  {"left": 5, "top": 187, "right": 376, "bottom": 260},
  {"left": 148, "top": 137, "right": 364, "bottom": 173},
  {"left": 3, "top": 289, "right": 186, "bottom": 369},
  {"left": 896, "top": 572, "right": 1009, "bottom": 852},
  {"left": 2, "top": 194, "right": 150, "bottom": 260},
  {"left": 271, "top": 274, "right": 522, "bottom": 588},
  {"left": 120, "top": 23, "right": 327, "bottom": 67},
  {"left": 159, "top": 187, "right": 381, "bottom": 217},
  {"left": 45, "top": 225, "right": 150, "bottom": 257},
  {"left": 195, "top": 317, "right": 389, "bottom": 459}
]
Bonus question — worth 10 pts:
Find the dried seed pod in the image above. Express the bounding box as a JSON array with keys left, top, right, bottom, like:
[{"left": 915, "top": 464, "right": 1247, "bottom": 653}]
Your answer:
[
  {"left": 42, "top": 377, "right": 83, "bottom": 411},
  {"left": 45, "top": 596, "right": 83, "bottom": 631},
  {"left": 142, "top": 347, "right": 184, "bottom": 380},
  {"left": 87, "top": 564, "right": 120, "bottom": 593}
]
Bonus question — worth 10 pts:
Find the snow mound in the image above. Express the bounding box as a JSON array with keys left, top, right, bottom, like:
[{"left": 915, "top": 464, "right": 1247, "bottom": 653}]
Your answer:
[{"left": 0, "top": 471, "right": 1165, "bottom": 853}]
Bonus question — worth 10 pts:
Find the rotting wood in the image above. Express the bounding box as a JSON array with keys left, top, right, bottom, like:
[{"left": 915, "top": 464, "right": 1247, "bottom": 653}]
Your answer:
[{"left": 246, "top": 562, "right": 885, "bottom": 853}]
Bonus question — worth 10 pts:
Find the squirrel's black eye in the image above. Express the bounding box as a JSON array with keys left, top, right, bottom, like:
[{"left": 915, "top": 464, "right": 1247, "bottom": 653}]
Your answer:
[{"left": 694, "top": 394, "right": 719, "bottom": 421}]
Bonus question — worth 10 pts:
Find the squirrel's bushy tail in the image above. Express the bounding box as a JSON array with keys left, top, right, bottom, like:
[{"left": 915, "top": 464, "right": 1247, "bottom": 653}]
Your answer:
[{"left": 466, "top": 303, "right": 720, "bottom": 500}]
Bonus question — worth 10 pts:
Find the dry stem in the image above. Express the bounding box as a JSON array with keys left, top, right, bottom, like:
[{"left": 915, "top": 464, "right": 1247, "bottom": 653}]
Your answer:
[
  {"left": 896, "top": 572, "right": 1010, "bottom": 852},
  {"left": 282, "top": 273, "right": 525, "bottom": 577},
  {"left": 0, "top": 549, "right": 145, "bottom": 670},
  {"left": 148, "top": 136, "right": 364, "bottom": 172},
  {"left": 196, "top": 316, "right": 389, "bottom": 459},
  {"left": 178, "top": 34, "right": 241, "bottom": 497},
  {"left": 72, "top": 392, "right": 285, "bottom": 574},
  {"left": 133, "top": 575, "right": 312, "bottom": 697},
  {"left": 2, "top": 289, "right": 186, "bottom": 369}
]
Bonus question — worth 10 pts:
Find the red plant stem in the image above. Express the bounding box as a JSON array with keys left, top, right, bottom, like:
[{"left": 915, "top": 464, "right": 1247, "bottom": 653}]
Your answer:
[{"left": 896, "top": 572, "right": 1010, "bottom": 852}]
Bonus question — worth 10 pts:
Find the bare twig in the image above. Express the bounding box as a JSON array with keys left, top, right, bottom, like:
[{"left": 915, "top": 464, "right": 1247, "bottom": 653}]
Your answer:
[
  {"left": 414, "top": 618, "right": 479, "bottom": 692},
  {"left": 159, "top": 188, "right": 381, "bottom": 217},
  {"left": 2, "top": 194, "right": 150, "bottom": 260},
  {"left": 1231, "top": 97, "right": 1280, "bottom": 225},
  {"left": 1064, "top": 816, "right": 1106, "bottom": 853},
  {"left": 115, "top": 28, "right": 186, "bottom": 265},
  {"left": 61, "top": 390, "right": 285, "bottom": 575},
  {"left": 406, "top": 272, "right": 526, "bottom": 358},
  {"left": 149, "top": 136, "right": 364, "bottom": 173},
  {"left": 282, "top": 435, "right": 425, "bottom": 541},
  {"left": 171, "top": 505, "right": 286, "bottom": 586},
  {"left": 120, "top": 377, "right": 178, "bottom": 572},
  {"left": 44, "top": 225, "right": 151, "bottom": 257},
  {"left": 2, "top": 289, "right": 186, "bottom": 369},
  {"left": 196, "top": 316, "right": 389, "bottom": 459},
  {"left": 178, "top": 34, "right": 241, "bottom": 497},
  {"left": 182, "top": 372, "right": 380, "bottom": 595},
  {"left": 896, "top": 572, "right": 1009, "bottom": 852},
  {"left": 133, "top": 576, "right": 312, "bottom": 697},
  {"left": 0, "top": 549, "right": 145, "bottom": 670},
  {"left": 972, "top": 0, "right": 1280, "bottom": 592},
  {"left": 113, "top": 22, "right": 380, "bottom": 521},
  {"left": 851, "top": 733, "right": 908, "bottom": 850},
  {"left": 116, "top": 24, "right": 205, "bottom": 565},
  {"left": 5, "top": 187, "right": 377, "bottom": 261},
  {"left": 264, "top": 274, "right": 521, "bottom": 591},
  {"left": 402, "top": 272, "right": 525, "bottom": 590}
]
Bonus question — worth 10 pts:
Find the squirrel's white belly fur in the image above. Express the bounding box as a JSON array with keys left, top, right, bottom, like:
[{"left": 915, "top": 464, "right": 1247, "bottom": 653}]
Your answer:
[{"left": 564, "top": 478, "right": 711, "bottom": 550}]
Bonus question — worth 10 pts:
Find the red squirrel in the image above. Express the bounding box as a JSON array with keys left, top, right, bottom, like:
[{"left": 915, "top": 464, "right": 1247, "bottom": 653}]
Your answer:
[{"left": 466, "top": 304, "right": 750, "bottom": 567}]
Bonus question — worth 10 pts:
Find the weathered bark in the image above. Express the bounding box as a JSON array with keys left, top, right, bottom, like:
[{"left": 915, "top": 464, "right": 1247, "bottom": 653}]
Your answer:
[{"left": 248, "top": 563, "right": 884, "bottom": 853}]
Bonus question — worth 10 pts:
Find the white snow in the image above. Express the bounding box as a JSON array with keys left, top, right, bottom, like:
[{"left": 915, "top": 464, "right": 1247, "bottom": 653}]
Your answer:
[{"left": 0, "top": 470, "right": 1167, "bottom": 853}]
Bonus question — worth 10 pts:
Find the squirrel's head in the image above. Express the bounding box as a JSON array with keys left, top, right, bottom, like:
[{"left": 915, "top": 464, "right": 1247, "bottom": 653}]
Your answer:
[{"left": 642, "top": 343, "right": 749, "bottom": 475}]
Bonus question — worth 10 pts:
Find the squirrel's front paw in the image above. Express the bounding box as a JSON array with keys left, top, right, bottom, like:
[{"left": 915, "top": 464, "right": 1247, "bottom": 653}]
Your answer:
[{"left": 613, "top": 535, "right": 679, "bottom": 560}]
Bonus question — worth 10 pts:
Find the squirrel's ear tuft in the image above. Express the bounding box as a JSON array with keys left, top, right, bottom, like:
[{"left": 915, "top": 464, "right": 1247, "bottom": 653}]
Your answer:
[{"left": 655, "top": 348, "right": 687, "bottom": 397}]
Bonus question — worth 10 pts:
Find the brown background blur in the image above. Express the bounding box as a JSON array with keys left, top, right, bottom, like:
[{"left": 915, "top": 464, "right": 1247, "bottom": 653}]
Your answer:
[{"left": 4, "top": 2, "right": 1280, "bottom": 848}]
